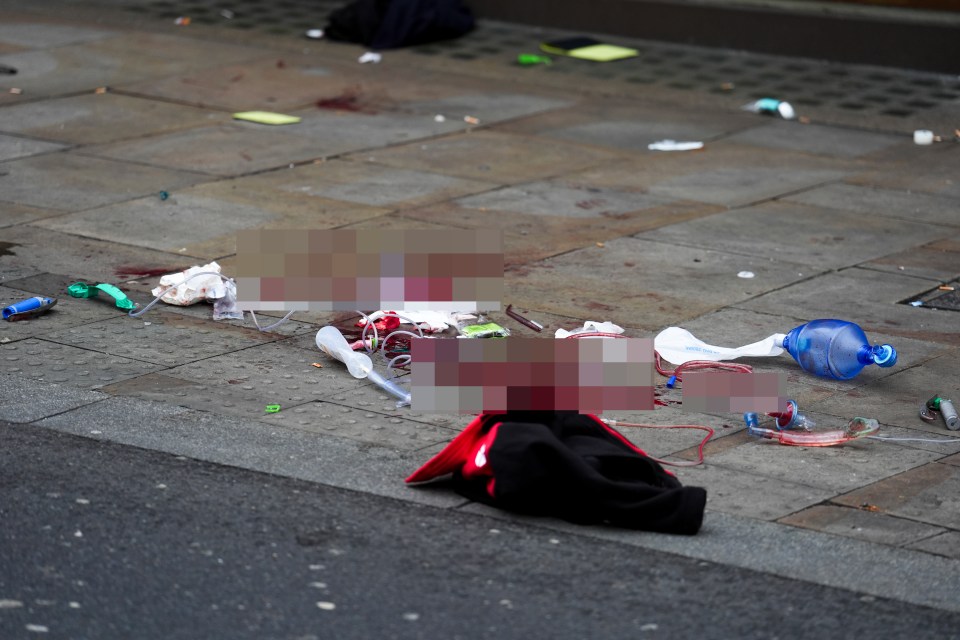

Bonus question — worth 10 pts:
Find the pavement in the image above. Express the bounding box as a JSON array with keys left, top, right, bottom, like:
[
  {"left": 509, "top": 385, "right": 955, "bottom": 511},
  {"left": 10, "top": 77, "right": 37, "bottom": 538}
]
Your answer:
[{"left": 1, "top": 0, "right": 959, "bottom": 620}]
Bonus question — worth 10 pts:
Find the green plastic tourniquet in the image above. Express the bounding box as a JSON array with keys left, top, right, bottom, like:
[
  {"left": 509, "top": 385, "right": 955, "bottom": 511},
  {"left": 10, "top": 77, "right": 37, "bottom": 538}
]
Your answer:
[{"left": 67, "top": 282, "right": 137, "bottom": 311}]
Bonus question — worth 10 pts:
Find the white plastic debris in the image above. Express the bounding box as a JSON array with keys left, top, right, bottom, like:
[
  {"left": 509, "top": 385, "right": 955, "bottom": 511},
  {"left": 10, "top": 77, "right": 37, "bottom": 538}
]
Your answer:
[
  {"left": 305, "top": 28, "right": 324, "bottom": 39},
  {"left": 358, "top": 52, "right": 382, "bottom": 64},
  {"left": 152, "top": 261, "right": 227, "bottom": 306},
  {"left": 743, "top": 98, "right": 795, "bottom": 120},
  {"left": 913, "top": 129, "right": 934, "bottom": 145},
  {"left": 555, "top": 320, "right": 625, "bottom": 339},
  {"left": 654, "top": 326, "right": 785, "bottom": 365},
  {"left": 648, "top": 140, "right": 704, "bottom": 151},
  {"left": 737, "top": 271, "right": 755, "bottom": 278}
]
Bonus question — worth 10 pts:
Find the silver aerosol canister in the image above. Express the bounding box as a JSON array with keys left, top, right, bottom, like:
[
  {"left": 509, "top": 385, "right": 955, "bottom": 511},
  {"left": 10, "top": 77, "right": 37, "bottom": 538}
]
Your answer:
[{"left": 940, "top": 399, "right": 959, "bottom": 430}]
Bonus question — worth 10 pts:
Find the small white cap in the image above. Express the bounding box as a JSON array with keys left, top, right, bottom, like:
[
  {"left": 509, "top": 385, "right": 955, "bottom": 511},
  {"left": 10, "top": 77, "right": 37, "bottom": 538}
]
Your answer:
[
  {"left": 777, "top": 101, "right": 796, "bottom": 120},
  {"left": 305, "top": 29, "right": 324, "bottom": 39},
  {"left": 913, "top": 129, "right": 934, "bottom": 145}
]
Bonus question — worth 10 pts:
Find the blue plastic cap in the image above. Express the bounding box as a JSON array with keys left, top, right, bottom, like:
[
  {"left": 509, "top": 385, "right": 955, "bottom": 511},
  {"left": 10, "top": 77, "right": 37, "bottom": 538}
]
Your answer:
[
  {"left": 875, "top": 344, "right": 897, "bottom": 368},
  {"left": 666, "top": 375, "right": 677, "bottom": 388}
]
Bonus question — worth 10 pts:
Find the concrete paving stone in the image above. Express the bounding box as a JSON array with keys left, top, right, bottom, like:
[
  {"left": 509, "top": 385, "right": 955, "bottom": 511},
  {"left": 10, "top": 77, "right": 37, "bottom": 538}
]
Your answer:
[
  {"left": 722, "top": 121, "right": 904, "bottom": 158},
  {"left": 221, "top": 158, "right": 496, "bottom": 209},
  {"left": 453, "top": 179, "right": 671, "bottom": 219},
  {"left": 778, "top": 504, "right": 948, "bottom": 547},
  {"left": 905, "top": 531, "right": 960, "bottom": 559},
  {"left": 32, "top": 396, "right": 466, "bottom": 507},
  {"left": 348, "top": 130, "right": 623, "bottom": 185},
  {"left": 864, "top": 424, "right": 960, "bottom": 457},
  {"left": 0, "top": 227, "right": 202, "bottom": 287},
  {"left": 497, "top": 99, "right": 759, "bottom": 149},
  {"left": 0, "top": 22, "right": 114, "bottom": 48},
  {"left": 674, "top": 463, "right": 833, "bottom": 521},
  {"left": 704, "top": 421, "right": 941, "bottom": 492},
  {"left": 638, "top": 200, "right": 944, "bottom": 270},
  {"left": 32, "top": 180, "right": 390, "bottom": 259},
  {"left": 844, "top": 144, "right": 960, "bottom": 201},
  {"left": 118, "top": 55, "right": 362, "bottom": 112},
  {"left": 397, "top": 92, "right": 571, "bottom": 124},
  {"left": 118, "top": 51, "right": 492, "bottom": 113},
  {"left": 0, "top": 152, "right": 207, "bottom": 211},
  {"left": 83, "top": 107, "right": 465, "bottom": 176},
  {"left": 833, "top": 462, "right": 960, "bottom": 530},
  {"left": 736, "top": 267, "right": 960, "bottom": 346},
  {"left": 943, "top": 452, "right": 960, "bottom": 467},
  {"left": 0, "top": 93, "right": 223, "bottom": 145},
  {"left": 813, "top": 350, "right": 960, "bottom": 431},
  {"left": 402, "top": 199, "right": 723, "bottom": 266},
  {"left": 0, "top": 336, "right": 162, "bottom": 389},
  {"left": 547, "top": 142, "right": 860, "bottom": 208},
  {"left": 0, "top": 133, "right": 67, "bottom": 161},
  {"left": 0, "top": 201, "right": 64, "bottom": 227},
  {"left": 99, "top": 372, "right": 455, "bottom": 451},
  {"left": 0, "top": 371, "right": 106, "bottom": 423},
  {"left": 80, "top": 123, "right": 327, "bottom": 177},
  {"left": 456, "top": 501, "right": 960, "bottom": 613},
  {"left": 42, "top": 312, "right": 278, "bottom": 367},
  {"left": 783, "top": 182, "right": 960, "bottom": 228},
  {"left": 0, "top": 282, "right": 127, "bottom": 342},
  {"left": 162, "top": 340, "right": 368, "bottom": 401},
  {"left": 0, "top": 31, "right": 263, "bottom": 101},
  {"left": 257, "top": 400, "right": 458, "bottom": 451},
  {"left": 861, "top": 232, "right": 960, "bottom": 282},
  {"left": 504, "top": 236, "right": 810, "bottom": 331}
]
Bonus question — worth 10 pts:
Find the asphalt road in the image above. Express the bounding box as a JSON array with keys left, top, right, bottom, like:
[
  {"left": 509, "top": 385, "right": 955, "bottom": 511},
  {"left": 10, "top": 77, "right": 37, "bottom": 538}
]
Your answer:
[{"left": 2, "top": 422, "right": 958, "bottom": 640}]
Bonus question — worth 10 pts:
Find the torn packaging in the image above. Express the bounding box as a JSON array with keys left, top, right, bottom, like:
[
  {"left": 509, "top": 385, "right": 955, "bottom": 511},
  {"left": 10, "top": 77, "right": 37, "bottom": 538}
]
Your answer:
[{"left": 407, "top": 411, "right": 706, "bottom": 535}]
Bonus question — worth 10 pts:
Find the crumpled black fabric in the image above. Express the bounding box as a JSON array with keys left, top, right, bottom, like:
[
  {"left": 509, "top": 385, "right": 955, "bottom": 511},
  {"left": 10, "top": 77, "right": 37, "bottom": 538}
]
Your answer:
[
  {"left": 410, "top": 411, "right": 707, "bottom": 535},
  {"left": 324, "top": 0, "right": 475, "bottom": 50}
]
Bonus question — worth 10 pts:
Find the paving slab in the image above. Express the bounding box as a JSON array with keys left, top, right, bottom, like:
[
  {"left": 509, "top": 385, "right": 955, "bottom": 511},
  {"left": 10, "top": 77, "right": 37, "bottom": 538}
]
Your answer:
[
  {"left": 504, "top": 236, "right": 811, "bottom": 331},
  {"left": 0, "top": 92, "right": 223, "bottom": 145},
  {"left": 778, "top": 504, "right": 948, "bottom": 547},
  {"left": 674, "top": 463, "right": 832, "bottom": 520},
  {"left": 637, "top": 200, "right": 943, "bottom": 270},
  {"left": 0, "top": 371, "right": 107, "bottom": 423},
  {"left": 0, "top": 152, "right": 207, "bottom": 211},
  {"left": 161, "top": 340, "right": 365, "bottom": 403},
  {"left": 32, "top": 396, "right": 466, "bottom": 507},
  {"left": 0, "top": 282, "right": 126, "bottom": 343},
  {"left": 844, "top": 144, "right": 960, "bottom": 200},
  {"left": 31, "top": 179, "right": 390, "bottom": 259},
  {"left": 42, "top": 312, "right": 278, "bottom": 367},
  {"left": 736, "top": 267, "right": 960, "bottom": 346},
  {"left": 349, "top": 130, "right": 623, "bottom": 185},
  {"left": 0, "top": 336, "right": 162, "bottom": 389},
  {"left": 721, "top": 121, "right": 905, "bottom": 159},
  {"left": 402, "top": 198, "right": 722, "bottom": 266},
  {"left": 0, "top": 201, "right": 65, "bottom": 227},
  {"left": 0, "top": 225, "right": 211, "bottom": 286},
  {"left": 703, "top": 423, "right": 941, "bottom": 492},
  {"left": 0, "top": 31, "right": 264, "bottom": 101},
  {"left": 0, "top": 133, "right": 67, "bottom": 161},
  {"left": 218, "top": 158, "right": 496, "bottom": 209},
  {"left": 833, "top": 462, "right": 960, "bottom": 531},
  {"left": 0, "top": 21, "right": 114, "bottom": 48},
  {"left": 550, "top": 142, "right": 859, "bottom": 208},
  {"left": 861, "top": 232, "right": 960, "bottom": 282},
  {"left": 813, "top": 350, "right": 960, "bottom": 431},
  {"left": 82, "top": 108, "right": 465, "bottom": 176},
  {"left": 784, "top": 182, "right": 960, "bottom": 227},
  {"left": 498, "top": 99, "right": 760, "bottom": 149},
  {"left": 905, "top": 531, "right": 960, "bottom": 559},
  {"left": 397, "top": 92, "right": 571, "bottom": 124},
  {"left": 453, "top": 179, "right": 670, "bottom": 219}
]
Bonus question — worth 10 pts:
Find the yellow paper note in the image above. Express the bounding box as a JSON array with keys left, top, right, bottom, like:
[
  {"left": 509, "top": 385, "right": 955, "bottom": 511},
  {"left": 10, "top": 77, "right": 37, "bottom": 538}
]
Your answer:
[{"left": 233, "top": 111, "right": 301, "bottom": 125}]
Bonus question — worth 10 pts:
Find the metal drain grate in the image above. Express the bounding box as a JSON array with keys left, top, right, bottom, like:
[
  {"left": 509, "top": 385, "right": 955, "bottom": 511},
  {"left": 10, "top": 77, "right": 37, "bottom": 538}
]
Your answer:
[
  {"left": 132, "top": 0, "right": 960, "bottom": 120},
  {"left": 902, "top": 282, "right": 960, "bottom": 311}
]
